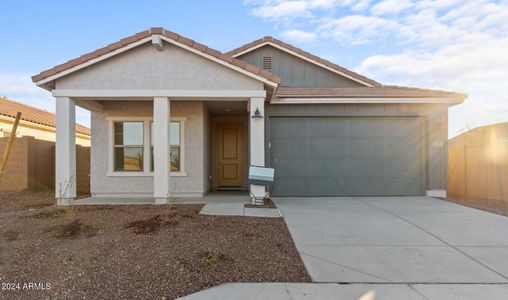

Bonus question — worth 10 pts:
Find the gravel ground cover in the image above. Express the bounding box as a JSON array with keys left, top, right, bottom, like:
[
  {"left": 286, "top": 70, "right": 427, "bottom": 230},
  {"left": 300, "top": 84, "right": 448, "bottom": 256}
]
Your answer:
[
  {"left": 446, "top": 195, "right": 508, "bottom": 216},
  {"left": 0, "top": 191, "right": 310, "bottom": 299}
]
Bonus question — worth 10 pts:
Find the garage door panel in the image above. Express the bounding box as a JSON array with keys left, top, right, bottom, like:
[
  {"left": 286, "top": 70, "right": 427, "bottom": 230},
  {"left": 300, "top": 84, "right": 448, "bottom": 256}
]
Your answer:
[
  {"left": 386, "top": 139, "right": 423, "bottom": 156},
  {"left": 309, "top": 158, "right": 346, "bottom": 175},
  {"left": 271, "top": 119, "right": 306, "bottom": 138},
  {"left": 273, "top": 158, "right": 306, "bottom": 176},
  {"left": 384, "top": 178, "right": 423, "bottom": 195},
  {"left": 309, "top": 177, "right": 348, "bottom": 196},
  {"left": 271, "top": 139, "right": 306, "bottom": 156},
  {"left": 270, "top": 117, "right": 425, "bottom": 196},
  {"left": 349, "top": 139, "right": 385, "bottom": 155},
  {"left": 349, "top": 119, "right": 385, "bottom": 137},
  {"left": 385, "top": 119, "right": 423, "bottom": 137},
  {"left": 309, "top": 138, "right": 346, "bottom": 155},
  {"left": 271, "top": 178, "right": 306, "bottom": 196},
  {"left": 348, "top": 177, "right": 387, "bottom": 195},
  {"left": 384, "top": 158, "right": 424, "bottom": 176},
  {"left": 308, "top": 119, "right": 346, "bottom": 137},
  {"left": 349, "top": 158, "right": 385, "bottom": 175}
]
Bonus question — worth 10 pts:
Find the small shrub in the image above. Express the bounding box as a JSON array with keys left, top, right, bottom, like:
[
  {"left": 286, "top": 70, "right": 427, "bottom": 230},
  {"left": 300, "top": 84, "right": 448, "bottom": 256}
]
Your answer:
[
  {"left": 200, "top": 252, "right": 227, "bottom": 267},
  {"left": 63, "top": 206, "right": 77, "bottom": 219},
  {"left": 124, "top": 215, "right": 179, "bottom": 235},
  {"left": 124, "top": 215, "right": 163, "bottom": 235},
  {"left": 46, "top": 220, "right": 98, "bottom": 239}
]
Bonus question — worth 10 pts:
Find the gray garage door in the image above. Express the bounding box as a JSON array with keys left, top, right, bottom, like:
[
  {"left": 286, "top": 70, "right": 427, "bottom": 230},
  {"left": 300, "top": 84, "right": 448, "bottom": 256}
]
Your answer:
[{"left": 269, "top": 117, "right": 425, "bottom": 196}]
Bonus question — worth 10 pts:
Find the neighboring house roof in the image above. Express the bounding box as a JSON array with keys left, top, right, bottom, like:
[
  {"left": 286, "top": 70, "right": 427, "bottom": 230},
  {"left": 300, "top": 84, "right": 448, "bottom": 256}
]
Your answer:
[
  {"left": 449, "top": 122, "right": 508, "bottom": 146},
  {"left": 276, "top": 86, "right": 467, "bottom": 99},
  {"left": 226, "top": 36, "right": 381, "bottom": 87},
  {"left": 0, "top": 97, "right": 91, "bottom": 135},
  {"left": 32, "top": 28, "right": 281, "bottom": 87}
]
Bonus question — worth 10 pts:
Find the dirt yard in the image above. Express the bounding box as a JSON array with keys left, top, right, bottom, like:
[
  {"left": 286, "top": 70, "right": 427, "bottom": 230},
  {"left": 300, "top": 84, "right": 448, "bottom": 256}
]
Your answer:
[
  {"left": 446, "top": 195, "right": 508, "bottom": 217},
  {"left": 0, "top": 191, "right": 310, "bottom": 299}
]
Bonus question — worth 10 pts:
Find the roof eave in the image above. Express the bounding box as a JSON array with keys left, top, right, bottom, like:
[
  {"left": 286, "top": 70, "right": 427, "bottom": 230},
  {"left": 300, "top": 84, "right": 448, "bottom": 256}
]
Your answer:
[{"left": 271, "top": 96, "right": 466, "bottom": 104}]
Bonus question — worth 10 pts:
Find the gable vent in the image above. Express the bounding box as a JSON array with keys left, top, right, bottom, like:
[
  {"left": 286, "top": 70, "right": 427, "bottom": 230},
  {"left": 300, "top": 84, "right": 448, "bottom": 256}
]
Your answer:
[{"left": 262, "top": 56, "right": 272, "bottom": 70}]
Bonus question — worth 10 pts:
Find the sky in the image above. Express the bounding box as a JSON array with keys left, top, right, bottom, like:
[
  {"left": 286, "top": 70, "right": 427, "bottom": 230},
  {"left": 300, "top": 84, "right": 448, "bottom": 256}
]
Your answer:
[{"left": 1, "top": 0, "right": 507, "bottom": 137}]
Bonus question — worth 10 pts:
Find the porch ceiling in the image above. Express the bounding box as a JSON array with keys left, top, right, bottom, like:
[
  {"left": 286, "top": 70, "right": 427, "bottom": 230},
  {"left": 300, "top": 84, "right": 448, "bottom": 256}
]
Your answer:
[{"left": 206, "top": 101, "right": 248, "bottom": 116}]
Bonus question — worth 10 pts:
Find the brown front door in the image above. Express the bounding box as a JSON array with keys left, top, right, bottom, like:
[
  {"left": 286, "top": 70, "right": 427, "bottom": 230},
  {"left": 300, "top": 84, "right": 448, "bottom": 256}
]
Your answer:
[{"left": 217, "top": 122, "right": 245, "bottom": 187}]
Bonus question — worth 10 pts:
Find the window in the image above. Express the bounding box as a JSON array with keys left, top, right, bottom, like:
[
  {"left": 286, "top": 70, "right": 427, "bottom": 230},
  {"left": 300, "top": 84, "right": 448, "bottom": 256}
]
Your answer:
[
  {"left": 113, "top": 122, "right": 144, "bottom": 171},
  {"left": 109, "top": 118, "right": 185, "bottom": 176},
  {"left": 262, "top": 56, "right": 272, "bottom": 70},
  {"left": 151, "top": 122, "right": 181, "bottom": 172}
]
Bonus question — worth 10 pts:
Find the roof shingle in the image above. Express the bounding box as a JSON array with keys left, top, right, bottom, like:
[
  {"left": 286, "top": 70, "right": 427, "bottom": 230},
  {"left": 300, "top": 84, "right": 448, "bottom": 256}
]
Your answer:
[{"left": 275, "top": 86, "right": 467, "bottom": 99}]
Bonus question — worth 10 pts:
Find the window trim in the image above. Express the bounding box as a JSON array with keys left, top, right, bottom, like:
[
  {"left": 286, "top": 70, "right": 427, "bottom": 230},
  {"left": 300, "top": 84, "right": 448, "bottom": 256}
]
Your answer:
[{"left": 106, "top": 116, "right": 187, "bottom": 177}]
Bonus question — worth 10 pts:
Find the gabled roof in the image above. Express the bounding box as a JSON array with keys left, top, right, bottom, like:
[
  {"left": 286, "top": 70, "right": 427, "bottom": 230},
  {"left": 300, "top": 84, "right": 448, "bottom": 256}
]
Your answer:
[
  {"left": 32, "top": 28, "right": 281, "bottom": 87},
  {"left": 0, "top": 97, "right": 91, "bottom": 135},
  {"left": 226, "top": 36, "right": 381, "bottom": 87},
  {"left": 276, "top": 86, "right": 467, "bottom": 99}
]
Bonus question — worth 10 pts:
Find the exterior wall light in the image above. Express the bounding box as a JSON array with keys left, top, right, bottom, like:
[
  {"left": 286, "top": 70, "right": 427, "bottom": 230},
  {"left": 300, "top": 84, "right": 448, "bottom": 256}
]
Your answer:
[{"left": 251, "top": 107, "right": 263, "bottom": 118}]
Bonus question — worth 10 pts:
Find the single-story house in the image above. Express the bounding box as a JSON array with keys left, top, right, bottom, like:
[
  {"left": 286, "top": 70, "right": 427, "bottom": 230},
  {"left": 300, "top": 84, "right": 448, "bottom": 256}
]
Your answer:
[
  {"left": 31, "top": 28, "right": 467, "bottom": 204},
  {"left": 0, "top": 96, "right": 90, "bottom": 146}
]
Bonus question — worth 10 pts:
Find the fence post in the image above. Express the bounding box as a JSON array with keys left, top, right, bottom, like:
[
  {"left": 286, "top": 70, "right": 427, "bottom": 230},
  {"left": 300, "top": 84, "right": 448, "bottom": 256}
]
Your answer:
[{"left": 0, "top": 112, "right": 22, "bottom": 184}]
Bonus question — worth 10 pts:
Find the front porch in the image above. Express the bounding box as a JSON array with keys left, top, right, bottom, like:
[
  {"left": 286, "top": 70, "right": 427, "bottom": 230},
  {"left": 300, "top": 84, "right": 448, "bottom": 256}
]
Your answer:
[{"left": 54, "top": 93, "right": 268, "bottom": 205}]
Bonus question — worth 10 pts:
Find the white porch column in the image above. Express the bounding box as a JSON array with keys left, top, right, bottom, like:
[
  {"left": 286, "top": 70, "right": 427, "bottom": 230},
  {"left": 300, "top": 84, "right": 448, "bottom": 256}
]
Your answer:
[
  {"left": 249, "top": 97, "right": 266, "bottom": 201},
  {"left": 153, "top": 97, "right": 171, "bottom": 204},
  {"left": 55, "top": 97, "right": 76, "bottom": 205}
]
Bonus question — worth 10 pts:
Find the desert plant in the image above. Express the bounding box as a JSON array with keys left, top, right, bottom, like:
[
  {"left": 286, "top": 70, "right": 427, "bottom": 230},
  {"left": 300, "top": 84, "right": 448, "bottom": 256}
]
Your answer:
[{"left": 200, "top": 252, "right": 226, "bottom": 267}]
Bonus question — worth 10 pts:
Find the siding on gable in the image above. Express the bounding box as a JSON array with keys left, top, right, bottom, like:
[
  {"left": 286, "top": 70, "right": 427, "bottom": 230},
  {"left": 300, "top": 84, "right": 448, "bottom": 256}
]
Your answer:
[{"left": 237, "top": 45, "right": 364, "bottom": 88}]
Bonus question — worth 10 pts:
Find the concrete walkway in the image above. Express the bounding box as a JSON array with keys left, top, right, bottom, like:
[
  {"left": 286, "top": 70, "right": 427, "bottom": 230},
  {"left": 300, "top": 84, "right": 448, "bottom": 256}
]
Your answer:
[
  {"left": 179, "top": 282, "right": 508, "bottom": 300},
  {"left": 73, "top": 191, "right": 250, "bottom": 205},
  {"left": 200, "top": 202, "right": 281, "bottom": 218},
  {"left": 275, "top": 196, "right": 508, "bottom": 284},
  {"left": 73, "top": 192, "right": 281, "bottom": 218}
]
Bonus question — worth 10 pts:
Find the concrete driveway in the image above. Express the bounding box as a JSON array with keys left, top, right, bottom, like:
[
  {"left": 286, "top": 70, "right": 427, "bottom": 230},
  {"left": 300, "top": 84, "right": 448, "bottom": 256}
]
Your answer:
[{"left": 274, "top": 196, "right": 508, "bottom": 284}]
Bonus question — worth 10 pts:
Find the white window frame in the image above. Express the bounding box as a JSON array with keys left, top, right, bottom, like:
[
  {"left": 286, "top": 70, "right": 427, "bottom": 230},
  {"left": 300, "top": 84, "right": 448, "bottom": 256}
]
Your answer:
[{"left": 106, "top": 116, "right": 186, "bottom": 177}]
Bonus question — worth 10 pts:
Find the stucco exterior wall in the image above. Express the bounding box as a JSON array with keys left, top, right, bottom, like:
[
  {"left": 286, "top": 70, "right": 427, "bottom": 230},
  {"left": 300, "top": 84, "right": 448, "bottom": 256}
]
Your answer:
[
  {"left": 56, "top": 42, "right": 263, "bottom": 91},
  {"left": 90, "top": 100, "right": 207, "bottom": 197},
  {"left": 265, "top": 103, "right": 450, "bottom": 192}
]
